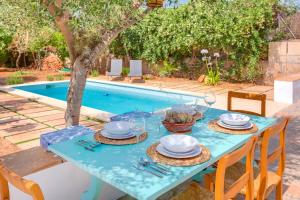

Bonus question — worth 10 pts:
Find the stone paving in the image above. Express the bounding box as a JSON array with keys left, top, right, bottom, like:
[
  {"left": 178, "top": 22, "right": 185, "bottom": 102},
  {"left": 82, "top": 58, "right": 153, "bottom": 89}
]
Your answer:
[
  {"left": 94, "top": 75, "right": 275, "bottom": 100},
  {"left": 0, "top": 92, "right": 103, "bottom": 155},
  {"left": 0, "top": 91, "right": 299, "bottom": 199}
]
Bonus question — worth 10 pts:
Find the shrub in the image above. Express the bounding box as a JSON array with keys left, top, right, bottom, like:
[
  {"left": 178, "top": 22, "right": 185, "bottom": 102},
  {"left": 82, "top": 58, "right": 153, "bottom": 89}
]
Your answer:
[
  {"left": 0, "top": 27, "right": 12, "bottom": 64},
  {"left": 90, "top": 70, "right": 99, "bottom": 77},
  {"left": 14, "top": 71, "right": 32, "bottom": 76},
  {"left": 47, "top": 75, "right": 55, "bottom": 81},
  {"left": 110, "top": 0, "right": 276, "bottom": 82},
  {"left": 121, "top": 68, "right": 130, "bottom": 76},
  {"left": 6, "top": 74, "right": 24, "bottom": 85},
  {"left": 47, "top": 74, "right": 64, "bottom": 81},
  {"left": 54, "top": 74, "right": 64, "bottom": 81},
  {"left": 158, "top": 61, "right": 178, "bottom": 77}
]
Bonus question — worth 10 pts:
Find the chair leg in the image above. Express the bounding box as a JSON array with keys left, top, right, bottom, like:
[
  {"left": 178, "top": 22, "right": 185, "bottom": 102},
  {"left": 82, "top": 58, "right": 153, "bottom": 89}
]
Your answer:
[
  {"left": 204, "top": 174, "right": 214, "bottom": 192},
  {"left": 276, "top": 180, "right": 283, "bottom": 200}
]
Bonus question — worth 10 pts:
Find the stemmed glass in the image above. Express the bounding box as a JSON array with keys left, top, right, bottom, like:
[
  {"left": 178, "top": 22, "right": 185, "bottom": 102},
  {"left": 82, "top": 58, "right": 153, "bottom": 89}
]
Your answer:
[
  {"left": 204, "top": 92, "right": 216, "bottom": 115},
  {"left": 129, "top": 117, "right": 145, "bottom": 143}
]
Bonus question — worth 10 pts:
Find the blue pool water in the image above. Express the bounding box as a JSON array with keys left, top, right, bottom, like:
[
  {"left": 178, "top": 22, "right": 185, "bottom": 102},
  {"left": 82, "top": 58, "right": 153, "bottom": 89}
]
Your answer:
[{"left": 14, "top": 81, "right": 196, "bottom": 114}]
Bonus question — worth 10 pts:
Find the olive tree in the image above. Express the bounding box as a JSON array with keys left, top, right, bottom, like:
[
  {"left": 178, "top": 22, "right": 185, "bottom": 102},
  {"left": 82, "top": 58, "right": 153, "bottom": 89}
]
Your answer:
[{"left": 41, "top": 0, "right": 168, "bottom": 126}]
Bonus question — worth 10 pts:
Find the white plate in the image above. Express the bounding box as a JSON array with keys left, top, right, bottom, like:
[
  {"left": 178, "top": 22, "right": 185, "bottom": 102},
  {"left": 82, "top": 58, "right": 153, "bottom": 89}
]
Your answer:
[
  {"left": 217, "top": 120, "right": 253, "bottom": 130},
  {"left": 156, "top": 144, "right": 202, "bottom": 158},
  {"left": 100, "top": 130, "right": 135, "bottom": 139},
  {"left": 104, "top": 121, "right": 131, "bottom": 135},
  {"left": 160, "top": 135, "right": 199, "bottom": 153},
  {"left": 219, "top": 113, "right": 250, "bottom": 126}
]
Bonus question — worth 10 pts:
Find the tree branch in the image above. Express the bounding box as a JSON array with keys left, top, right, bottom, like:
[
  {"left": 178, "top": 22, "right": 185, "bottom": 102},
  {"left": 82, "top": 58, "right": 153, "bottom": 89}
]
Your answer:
[
  {"left": 89, "top": 6, "right": 152, "bottom": 66},
  {"left": 43, "top": 0, "right": 77, "bottom": 64}
]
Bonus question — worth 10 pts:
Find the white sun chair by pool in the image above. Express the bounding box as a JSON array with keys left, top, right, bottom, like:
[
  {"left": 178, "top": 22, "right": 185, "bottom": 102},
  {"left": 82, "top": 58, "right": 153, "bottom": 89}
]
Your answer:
[
  {"left": 107, "top": 59, "right": 123, "bottom": 79},
  {"left": 128, "top": 60, "right": 143, "bottom": 80}
]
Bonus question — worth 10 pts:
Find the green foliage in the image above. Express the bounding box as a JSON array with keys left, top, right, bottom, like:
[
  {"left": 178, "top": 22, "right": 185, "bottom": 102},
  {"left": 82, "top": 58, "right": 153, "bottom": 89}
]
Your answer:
[
  {"left": 47, "top": 75, "right": 55, "bottom": 81},
  {"left": 6, "top": 73, "right": 24, "bottom": 85},
  {"left": 158, "top": 61, "right": 178, "bottom": 77},
  {"left": 90, "top": 70, "right": 100, "bottom": 77},
  {"left": 29, "top": 27, "right": 69, "bottom": 60},
  {"left": 0, "top": 27, "right": 12, "bottom": 63},
  {"left": 47, "top": 74, "right": 64, "bottom": 81},
  {"left": 14, "top": 71, "right": 32, "bottom": 76},
  {"left": 54, "top": 74, "right": 64, "bottom": 80},
  {"left": 205, "top": 70, "right": 220, "bottom": 86},
  {"left": 122, "top": 67, "right": 130, "bottom": 76},
  {"left": 111, "top": 0, "right": 276, "bottom": 82}
]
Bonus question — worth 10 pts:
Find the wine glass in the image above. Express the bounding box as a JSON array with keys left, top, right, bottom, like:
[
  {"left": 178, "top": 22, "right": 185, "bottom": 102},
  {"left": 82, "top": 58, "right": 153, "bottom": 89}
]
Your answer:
[
  {"left": 204, "top": 92, "right": 216, "bottom": 114},
  {"left": 129, "top": 117, "right": 145, "bottom": 143}
]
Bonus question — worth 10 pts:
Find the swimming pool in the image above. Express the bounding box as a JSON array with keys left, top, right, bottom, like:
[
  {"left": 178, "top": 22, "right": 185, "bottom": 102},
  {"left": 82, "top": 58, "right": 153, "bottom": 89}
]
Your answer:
[{"left": 14, "top": 81, "right": 197, "bottom": 114}]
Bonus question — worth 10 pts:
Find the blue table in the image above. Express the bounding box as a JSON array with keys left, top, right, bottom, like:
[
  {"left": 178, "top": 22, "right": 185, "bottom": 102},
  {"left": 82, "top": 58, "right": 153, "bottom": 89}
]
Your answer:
[{"left": 49, "top": 109, "right": 276, "bottom": 200}]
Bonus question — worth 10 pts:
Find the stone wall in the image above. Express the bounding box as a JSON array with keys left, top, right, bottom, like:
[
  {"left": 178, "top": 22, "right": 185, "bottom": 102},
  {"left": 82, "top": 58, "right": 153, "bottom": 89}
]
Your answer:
[{"left": 265, "top": 39, "right": 300, "bottom": 84}]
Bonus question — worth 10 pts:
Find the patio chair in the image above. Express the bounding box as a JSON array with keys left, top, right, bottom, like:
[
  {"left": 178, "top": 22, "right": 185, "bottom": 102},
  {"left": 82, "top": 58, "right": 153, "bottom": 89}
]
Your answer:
[
  {"left": 107, "top": 59, "right": 123, "bottom": 79},
  {"left": 0, "top": 163, "right": 45, "bottom": 200},
  {"left": 227, "top": 91, "right": 266, "bottom": 117},
  {"left": 167, "top": 136, "right": 258, "bottom": 200},
  {"left": 128, "top": 60, "right": 143, "bottom": 80},
  {"left": 206, "top": 117, "right": 289, "bottom": 200}
]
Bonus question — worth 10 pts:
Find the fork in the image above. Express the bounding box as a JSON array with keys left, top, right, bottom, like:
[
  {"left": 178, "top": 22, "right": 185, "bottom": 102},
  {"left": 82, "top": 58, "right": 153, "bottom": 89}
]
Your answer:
[
  {"left": 132, "top": 164, "right": 163, "bottom": 178},
  {"left": 76, "top": 141, "right": 95, "bottom": 152},
  {"left": 78, "top": 139, "right": 101, "bottom": 148}
]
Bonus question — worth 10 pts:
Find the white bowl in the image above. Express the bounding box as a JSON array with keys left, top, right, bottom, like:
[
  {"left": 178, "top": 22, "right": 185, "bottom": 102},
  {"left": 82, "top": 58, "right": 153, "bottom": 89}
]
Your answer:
[
  {"left": 220, "top": 113, "right": 250, "bottom": 126},
  {"left": 104, "top": 121, "right": 130, "bottom": 135},
  {"left": 160, "top": 135, "right": 199, "bottom": 153}
]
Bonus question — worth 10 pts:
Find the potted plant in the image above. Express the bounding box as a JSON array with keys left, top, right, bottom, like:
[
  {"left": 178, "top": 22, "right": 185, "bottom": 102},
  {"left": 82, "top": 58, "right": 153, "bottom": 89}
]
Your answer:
[{"left": 162, "top": 111, "right": 196, "bottom": 134}]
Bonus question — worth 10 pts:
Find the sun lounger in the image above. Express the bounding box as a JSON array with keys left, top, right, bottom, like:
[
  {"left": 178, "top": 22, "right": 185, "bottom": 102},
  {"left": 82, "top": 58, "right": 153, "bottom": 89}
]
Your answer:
[
  {"left": 107, "top": 59, "right": 123, "bottom": 79},
  {"left": 128, "top": 60, "right": 143, "bottom": 79}
]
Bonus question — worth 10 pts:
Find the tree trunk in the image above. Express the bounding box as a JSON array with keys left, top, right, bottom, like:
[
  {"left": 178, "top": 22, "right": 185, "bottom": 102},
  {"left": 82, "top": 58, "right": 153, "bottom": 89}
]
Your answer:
[
  {"left": 65, "top": 57, "right": 89, "bottom": 126},
  {"left": 16, "top": 51, "right": 21, "bottom": 69}
]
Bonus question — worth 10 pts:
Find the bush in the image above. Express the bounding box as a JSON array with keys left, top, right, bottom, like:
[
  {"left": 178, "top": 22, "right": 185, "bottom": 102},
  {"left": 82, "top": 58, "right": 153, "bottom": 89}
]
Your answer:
[
  {"left": 47, "top": 75, "right": 55, "bottom": 81},
  {"left": 6, "top": 74, "right": 24, "bottom": 85},
  {"left": 121, "top": 68, "right": 130, "bottom": 76},
  {"left": 54, "top": 74, "right": 64, "bottom": 81},
  {"left": 47, "top": 74, "right": 64, "bottom": 81},
  {"left": 110, "top": 0, "right": 276, "bottom": 82},
  {"left": 90, "top": 70, "right": 99, "bottom": 77},
  {"left": 0, "top": 27, "right": 12, "bottom": 64}
]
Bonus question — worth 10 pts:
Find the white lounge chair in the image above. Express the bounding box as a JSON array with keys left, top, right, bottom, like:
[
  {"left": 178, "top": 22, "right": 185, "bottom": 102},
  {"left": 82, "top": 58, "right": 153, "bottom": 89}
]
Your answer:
[
  {"left": 107, "top": 59, "right": 122, "bottom": 79},
  {"left": 128, "top": 60, "right": 143, "bottom": 80}
]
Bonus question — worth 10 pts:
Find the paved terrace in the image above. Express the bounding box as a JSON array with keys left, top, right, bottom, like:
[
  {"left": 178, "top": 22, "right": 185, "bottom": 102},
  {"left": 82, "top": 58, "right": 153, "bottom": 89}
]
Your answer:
[
  {"left": 0, "top": 92, "right": 103, "bottom": 155},
  {"left": 0, "top": 90, "right": 299, "bottom": 199},
  {"left": 94, "top": 75, "right": 275, "bottom": 100}
]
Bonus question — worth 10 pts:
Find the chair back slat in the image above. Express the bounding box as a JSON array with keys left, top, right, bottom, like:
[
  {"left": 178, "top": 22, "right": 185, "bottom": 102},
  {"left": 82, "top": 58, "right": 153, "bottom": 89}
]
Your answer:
[
  {"left": 215, "top": 136, "right": 257, "bottom": 200},
  {"left": 224, "top": 172, "right": 250, "bottom": 200},
  {"left": 257, "top": 117, "right": 289, "bottom": 200},
  {"left": 0, "top": 163, "right": 44, "bottom": 200},
  {"left": 227, "top": 91, "right": 266, "bottom": 117},
  {"left": 267, "top": 147, "right": 282, "bottom": 164}
]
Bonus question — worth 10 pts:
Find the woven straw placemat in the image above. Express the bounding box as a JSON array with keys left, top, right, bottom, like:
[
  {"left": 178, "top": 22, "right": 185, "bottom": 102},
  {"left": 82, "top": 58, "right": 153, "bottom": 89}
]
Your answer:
[
  {"left": 147, "top": 143, "right": 211, "bottom": 167},
  {"left": 94, "top": 132, "right": 148, "bottom": 145},
  {"left": 208, "top": 120, "right": 258, "bottom": 135}
]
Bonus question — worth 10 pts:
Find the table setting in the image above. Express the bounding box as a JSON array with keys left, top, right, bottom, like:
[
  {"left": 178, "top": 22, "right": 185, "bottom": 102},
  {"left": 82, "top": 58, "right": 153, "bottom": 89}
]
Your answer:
[{"left": 47, "top": 92, "right": 276, "bottom": 200}]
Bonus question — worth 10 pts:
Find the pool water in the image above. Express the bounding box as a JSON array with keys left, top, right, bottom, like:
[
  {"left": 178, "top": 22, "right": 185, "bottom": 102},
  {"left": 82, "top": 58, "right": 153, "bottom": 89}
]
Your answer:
[{"left": 14, "top": 81, "right": 196, "bottom": 114}]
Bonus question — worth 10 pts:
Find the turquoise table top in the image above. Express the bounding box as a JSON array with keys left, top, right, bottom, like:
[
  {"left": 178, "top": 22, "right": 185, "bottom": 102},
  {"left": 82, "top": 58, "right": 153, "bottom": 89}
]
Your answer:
[{"left": 49, "top": 109, "right": 276, "bottom": 200}]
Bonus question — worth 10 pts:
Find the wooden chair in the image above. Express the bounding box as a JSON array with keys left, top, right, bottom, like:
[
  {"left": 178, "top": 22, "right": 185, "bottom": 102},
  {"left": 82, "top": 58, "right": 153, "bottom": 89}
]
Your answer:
[
  {"left": 0, "top": 162, "right": 44, "bottom": 200},
  {"left": 207, "top": 118, "right": 289, "bottom": 200},
  {"left": 170, "top": 136, "right": 258, "bottom": 200},
  {"left": 227, "top": 91, "right": 266, "bottom": 117}
]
